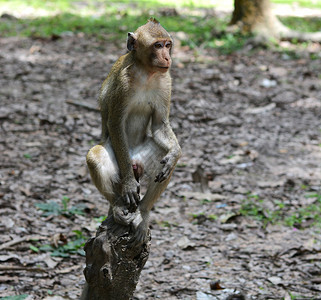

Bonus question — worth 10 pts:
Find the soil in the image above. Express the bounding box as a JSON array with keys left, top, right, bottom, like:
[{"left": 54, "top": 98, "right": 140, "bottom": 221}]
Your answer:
[{"left": 0, "top": 33, "right": 320, "bottom": 300}]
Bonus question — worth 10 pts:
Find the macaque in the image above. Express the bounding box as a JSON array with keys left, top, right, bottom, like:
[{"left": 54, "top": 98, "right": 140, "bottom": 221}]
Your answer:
[{"left": 86, "top": 18, "right": 181, "bottom": 246}]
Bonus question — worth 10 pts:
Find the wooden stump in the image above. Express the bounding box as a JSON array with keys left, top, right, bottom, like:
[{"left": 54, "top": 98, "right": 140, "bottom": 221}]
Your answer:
[{"left": 81, "top": 216, "right": 151, "bottom": 300}]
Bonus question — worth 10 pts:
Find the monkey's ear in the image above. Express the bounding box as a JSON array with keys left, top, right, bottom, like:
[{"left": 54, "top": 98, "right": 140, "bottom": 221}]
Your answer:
[{"left": 127, "top": 32, "right": 137, "bottom": 51}]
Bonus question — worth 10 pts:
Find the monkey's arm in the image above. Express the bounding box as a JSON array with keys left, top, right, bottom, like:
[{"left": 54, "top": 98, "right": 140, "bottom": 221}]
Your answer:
[{"left": 151, "top": 110, "right": 181, "bottom": 183}]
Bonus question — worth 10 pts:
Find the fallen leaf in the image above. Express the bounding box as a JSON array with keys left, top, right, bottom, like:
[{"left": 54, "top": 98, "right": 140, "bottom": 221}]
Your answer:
[
  {"left": 210, "top": 280, "right": 225, "bottom": 290},
  {"left": 179, "top": 191, "right": 226, "bottom": 201},
  {"left": 268, "top": 276, "right": 282, "bottom": 285},
  {"left": 176, "top": 236, "right": 195, "bottom": 250},
  {"left": 0, "top": 254, "right": 20, "bottom": 262}
]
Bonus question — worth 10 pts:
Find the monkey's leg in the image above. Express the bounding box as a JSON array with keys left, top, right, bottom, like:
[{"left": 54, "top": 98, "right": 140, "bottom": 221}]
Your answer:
[
  {"left": 86, "top": 144, "right": 137, "bottom": 225},
  {"left": 129, "top": 173, "right": 173, "bottom": 246},
  {"left": 130, "top": 177, "right": 172, "bottom": 246},
  {"left": 87, "top": 144, "right": 118, "bottom": 197},
  {"left": 127, "top": 138, "right": 175, "bottom": 246}
]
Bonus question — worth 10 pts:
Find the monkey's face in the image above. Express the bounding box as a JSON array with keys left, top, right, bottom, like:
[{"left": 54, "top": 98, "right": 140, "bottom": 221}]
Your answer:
[
  {"left": 149, "top": 39, "right": 172, "bottom": 72},
  {"left": 127, "top": 18, "right": 173, "bottom": 74}
]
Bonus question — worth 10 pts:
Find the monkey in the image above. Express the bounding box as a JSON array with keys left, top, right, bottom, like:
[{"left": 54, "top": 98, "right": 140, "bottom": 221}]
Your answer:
[{"left": 86, "top": 18, "right": 181, "bottom": 246}]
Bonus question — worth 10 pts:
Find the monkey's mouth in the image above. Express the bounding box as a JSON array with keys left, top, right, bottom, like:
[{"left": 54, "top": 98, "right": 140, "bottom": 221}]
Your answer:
[{"left": 157, "top": 66, "right": 170, "bottom": 71}]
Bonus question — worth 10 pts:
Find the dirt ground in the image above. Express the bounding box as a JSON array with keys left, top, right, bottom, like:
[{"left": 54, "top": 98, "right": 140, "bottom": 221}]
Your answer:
[{"left": 0, "top": 31, "right": 321, "bottom": 300}]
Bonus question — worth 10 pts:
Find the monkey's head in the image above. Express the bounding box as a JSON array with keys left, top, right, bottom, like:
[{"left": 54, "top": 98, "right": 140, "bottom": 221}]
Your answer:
[{"left": 127, "top": 18, "right": 173, "bottom": 73}]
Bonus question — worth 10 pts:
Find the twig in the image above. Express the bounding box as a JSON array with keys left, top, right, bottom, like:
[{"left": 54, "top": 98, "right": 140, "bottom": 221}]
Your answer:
[
  {"left": 0, "top": 235, "right": 47, "bottom": 250},
  {"left": 56, "top": 265, "right": 80, "bottom": 274},
  {"left": 66, "top": 99, "right": 99, "bottom": 111},
  {"left": 0, "top": 265, "right": 47, "bottom": 272}
]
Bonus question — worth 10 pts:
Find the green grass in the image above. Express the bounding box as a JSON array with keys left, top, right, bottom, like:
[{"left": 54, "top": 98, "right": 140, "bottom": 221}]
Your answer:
[
  {"left": 280, "top": 16, "right": 321, "bottom": 33},
  {"left": 0, "top": 0, "right": 320, "bottom": 54},
  {"left": 1, "top": 0, "right": 320, "bottom": 12},
  {"left": 0, "top": 0, "right": 75, "bottom": 11},
  {"left": 0, "top": 296, "right": 29, "bottom": 300},
  {"left": 240, "top": 197, "right": 283, "bottom": 227},
  {"left": 284, "top": 193, "right": 321, "bottom": 227},
  {"left": 190, "top": 212, "right": 217, "bottom": 224},
  {"left": 35, "top": 196, "right": 86, "bottom": 217},
  {"left": 0, "top": 13, "right": 143, "bottom": 38},
  {"left": 0, "top": 11, "right": 225, "bottom": 38},
  {"left": 0, "top": 0, "right": 232, "bottom": 12},
  {"left": 0, "top": 10, "right": 248, "bottom": 53},
  {"left": 33, "top": 230, "right": 87, "bottom": 257},
  {"left": 273, "top": 0, "right": 321, "bottom": 9},
  {"left": 239, "top": 193, "right": 321, "bottom": 228}
]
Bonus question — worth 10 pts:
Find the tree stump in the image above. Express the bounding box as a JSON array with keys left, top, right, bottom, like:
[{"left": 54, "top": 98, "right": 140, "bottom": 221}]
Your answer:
[{"left": 80, "top": 216, "right": 151, "bottom": 300}]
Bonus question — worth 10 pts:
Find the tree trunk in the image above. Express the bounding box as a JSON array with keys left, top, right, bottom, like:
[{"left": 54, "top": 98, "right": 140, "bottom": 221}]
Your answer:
[
  {"left": 230, "top": 0, "right": 321, "bottom": 42},
  {"left": 80, "top": 216, "right": 151, "bottom": 300},
  {"left": 230, "top": 0, "right": 289, "bottom": 38}
]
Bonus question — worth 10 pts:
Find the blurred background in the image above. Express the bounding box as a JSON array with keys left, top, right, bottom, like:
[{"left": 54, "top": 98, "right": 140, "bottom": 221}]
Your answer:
[{"left": 0, "top": 1, "right": 321, "bottom": 300}]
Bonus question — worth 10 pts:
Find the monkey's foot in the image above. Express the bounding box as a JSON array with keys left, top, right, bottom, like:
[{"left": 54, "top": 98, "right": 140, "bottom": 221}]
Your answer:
[
  {"left": 128, "top": 218, "right": 149, "bottom": 248},
  {"left": 131, "top": 212, "right": 143, "bottom": 229},
  {"left": 113, "top": 206, "right": 137, "bottom": 226},
  {"left": 103, "top": 215, "right": 129, "bottom": 237}
]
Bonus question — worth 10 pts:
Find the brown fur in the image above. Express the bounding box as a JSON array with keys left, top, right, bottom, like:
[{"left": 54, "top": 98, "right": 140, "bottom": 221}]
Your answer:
[{"left": 86, "top": 19, "right": 181, "bottom": 246}]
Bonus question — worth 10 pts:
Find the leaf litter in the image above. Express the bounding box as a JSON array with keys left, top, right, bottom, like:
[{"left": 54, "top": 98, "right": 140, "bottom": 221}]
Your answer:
[{"left": 0, "top": 34, "right": 321, "bottom": 299}]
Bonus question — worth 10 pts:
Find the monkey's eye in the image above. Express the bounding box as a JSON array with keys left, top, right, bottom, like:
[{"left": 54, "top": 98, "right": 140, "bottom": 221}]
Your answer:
[
  {"left": 165, "top": 42, "right": 172, "bottom": 48},
  {"left": 154, "top": 42, "right": 163, "bottom": 49}
]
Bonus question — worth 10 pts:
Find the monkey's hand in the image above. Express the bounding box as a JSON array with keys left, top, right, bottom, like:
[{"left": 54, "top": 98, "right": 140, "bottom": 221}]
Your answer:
[
  {"left": 155, "top": 154, "right": 176, "bottom": 183},
  {"left": 120, "top": 177, "right": 141, "bottom": 211}
]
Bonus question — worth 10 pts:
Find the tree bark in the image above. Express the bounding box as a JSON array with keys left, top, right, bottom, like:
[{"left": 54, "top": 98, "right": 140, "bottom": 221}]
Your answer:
[
  {"left": 230, "top": 0, "right": 289, "bottom": 38},
  {"left": 80, "top": 216, "right": 151, "bottom": 300},
  {"left": 230, "top": 0, "right": 321, "bottom": 42}
]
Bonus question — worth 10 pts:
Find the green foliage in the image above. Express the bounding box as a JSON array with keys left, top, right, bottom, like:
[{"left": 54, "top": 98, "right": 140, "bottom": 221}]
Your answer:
[
  {"left": 285, "top": 193, "right": 321, "bottom": 227},
  {"left": 0, "top": 1, "right": 320, "bottom": 55},
  {"left": 239, "top": 194, "right": 283, "bottom": 227},
  {"left": 61, "top": 196, "right": 70, "bottom": 211},
  {"left": 0, "top": 13, "right": 146, "bottom": 38},
  {"left": 29, "top": 245, "right": 39, "bottom": 252},
  {"left": 239, "top": 193, "right": 321, "bottom": 228},
  {"left": 280, "top": 16, "right": 321, "bottom": 33},
  {"left": 159, "top": 220, "right": 172, "bottom": 228},
  {"left": 191, "top": 212, "right": 205, "bottom": 218},
  {"left": 93, "top": 215, "right": 107, "bottom": 223},
  {"left": 208, "top": 214, "right": 217, "bottom": 220},
  {"left": 0, "top": 296, "right": 29, "bottom": 300},
  {"left": 0, "top": 0, "right": 321, "bottom": 54},
  {"left": 35, "top": 201, "right": 61, "bottom": 216},
  {"left": 0, "top": 0, "right": 231, "bottom": 11},
  {"left": 0, "top": 0, "right": 75, "bottom": 11},
  {"left": 207, "top": 32, "right": 249, "bottom": 54},
  {"left": 190, "top": 212, "right": 217, "bottom": 224},
  {"left": 35, "top": 197, "right": 86, "bottom": 217},
  {"left": 0, "top": 2, "right": 246, "bottom": 54},
  {"left": 287, "top": 291, "right": 311, "bottom": 300},
  {"left": 201, "top": 198, "right": 211, "bottom": 204},
  {"left": 272, "top": 0, "right": 321, "bottom": 9},
  {"left": 176, "top": 163, "right": 187, "bottom": 167},
  {"left": 1, "top": 0, "right": 320, "bottom": 12},
  {"left": 39, "top": 230, "right": 87, "bottom": 257}
]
